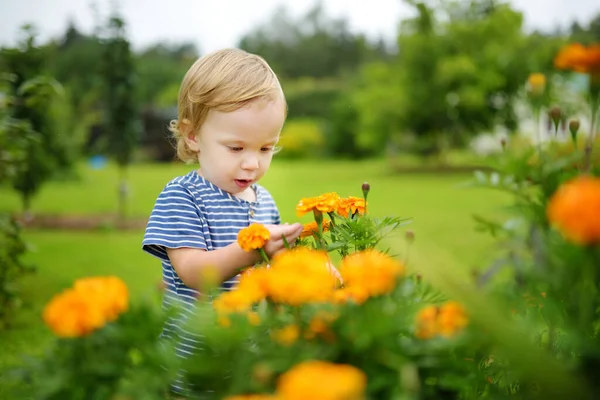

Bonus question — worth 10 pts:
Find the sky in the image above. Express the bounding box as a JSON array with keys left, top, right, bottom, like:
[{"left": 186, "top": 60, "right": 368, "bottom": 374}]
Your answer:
[{"left": 0, "top": 0, "right": 597, "bottom": 53}]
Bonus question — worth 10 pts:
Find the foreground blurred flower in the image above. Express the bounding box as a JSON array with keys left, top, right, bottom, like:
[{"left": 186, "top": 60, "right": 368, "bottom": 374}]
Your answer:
[
  {"left": 43, "top": 276, "right": 129, "bottom": 338},
  {"left": 277, "top": 360, "right": 367, "bottom": 400},
  {"left": 339, "top": 249, "right": 405, "bottom": 300},
  {"left": 267, "top": 248, "right": 337, "bottom": 305},
  {"left": 213, "top": 268, "right": 269, "bottom": 315},
  {"left": 554, "top": 43, "right": 600, "bottom": 76},
  {"left": 223, "top": 395, "right": 275, "bottom": 400},
  {"left": 547, "top": 176, "right": 600, "bottom": 245},
  {"left": 73, "top": 276, "right": 129, "bottom": 321},
  {"left": 238, "top": 223, "right": 271, "bottom": 252},
  {"left": 415, "top": 301, "right": 468, "bottom": 339}
]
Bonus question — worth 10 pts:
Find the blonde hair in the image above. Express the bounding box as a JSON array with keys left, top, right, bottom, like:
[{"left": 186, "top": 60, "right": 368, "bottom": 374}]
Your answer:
[{"left": 169, "top": 48, "right": 285, "bottom": 163}]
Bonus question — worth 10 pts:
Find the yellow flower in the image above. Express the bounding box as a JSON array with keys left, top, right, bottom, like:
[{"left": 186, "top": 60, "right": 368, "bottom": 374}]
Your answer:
[
  {"left": 266, "top": 248, "right": 337, "bottom": 306},
  {"left": 527, "top": 73, "right": 546, "bottom": 95},
  {"left": 42, "top": 276, "right": 130, "bottom": 338},
  {"left": 300, "top": 220, "right": 330, "bottom": 238},
  {"left": 547, "top": 176, "right": 600, "bottom": 245},
  {"left": 238, "top": 223, "right": 270, "bottom": 252},
  {"left": 415, "top": 301, "right": 468, "bottom": 339},
  {"left": 213, "top": 289, "right": 257, "bottom": 314},
  {"left": 237, "top": 267, "right": 270, "bottom": 303},
  {"left": 271, "top": 324, "right": 300, "bottom": 346},
  {"left": 277, "top": 360, "right": 367, "bottom": 400},
  {"left": 339, "top": 250, "right": 405, "bottom": 299},
  {"left": 331, "top": 286, "right": 370, "bottom": 305},
  {"left": 296, "top": 192, "right": 341, "bottom": 217},
  {"left": 336, "top": 196, "right": 366, "bottom": 218}
]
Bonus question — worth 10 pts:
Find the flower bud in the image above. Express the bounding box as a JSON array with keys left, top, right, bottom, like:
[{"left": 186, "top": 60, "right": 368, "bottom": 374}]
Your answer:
[
  {"left": 569, "top": 119, "right": 580, "bottom": 145},
  {"left": 405, "top": 230, "right": 415, "bottom": 243},
  {"left": 549, "top": 106, "right": 561, "bottom": 133},
  {"left": 361, "top": 182, "right": 370, "bottom": 196}
]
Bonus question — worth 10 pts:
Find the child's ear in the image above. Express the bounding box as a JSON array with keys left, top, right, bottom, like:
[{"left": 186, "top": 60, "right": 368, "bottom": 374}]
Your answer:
[{"left": 180, "top": 119, "right": 200, "bottom": 152}]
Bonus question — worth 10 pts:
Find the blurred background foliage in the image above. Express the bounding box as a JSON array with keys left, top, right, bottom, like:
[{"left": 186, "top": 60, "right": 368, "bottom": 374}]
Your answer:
[{"left": 1, "top": 0, "right": 598, "bottom": 169}]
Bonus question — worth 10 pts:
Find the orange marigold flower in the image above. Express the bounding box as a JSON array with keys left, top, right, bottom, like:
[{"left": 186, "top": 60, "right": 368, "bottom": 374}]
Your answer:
[
  {"left": 277, "top": 360, "right": 367, "bottom": 400},
  {"left": 554, "top": 43, "right": 600, "bottom": 76},
  {"left": 547, "top": 176, "right": 600, "bottom": 245},
  {"left": 73, "top": 276, "right": 129, "bottom": 321},
  {"left": 340, "top": 250, "right": 405, "bottom": 299},
  {"left": 43, "top": 288, "right": 108, "bottom": 338},
  {"left": 296, "top": 192, "right": 341, "bottom": 217},
  {"left": 415, "top": 305, "right": 439, "bottom": 339},
  {"left": 415, "top": 301, "right": 469, "bottom": 339},
  {"left": 337, "top": 196, "right": 366, "bottom": 218},
  {"left": 437, "top": 301, "right": 469, "bottom": 337},
  {"left": 266, "top": 248, "right": 338, "bottom": 306},
  {"left": 237, "top": 223, "right": 270, "bottom": 252},
  {"left": 300, "top": 220, "right": 331, "bottom": 238}
]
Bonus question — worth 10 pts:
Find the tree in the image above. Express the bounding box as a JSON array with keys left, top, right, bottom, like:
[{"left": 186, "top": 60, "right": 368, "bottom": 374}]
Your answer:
[
  {"left": 238, "top": 2, "right": 389, "bottom": 79},
  {"left": 0, "top": 26, "right": 70, "bottom": 215},
  {"left": 101, "top": 15, "right": 141, "bottom": 220},
  {"left": 339, "top": 0, "right": 558, "bottom": 157}
]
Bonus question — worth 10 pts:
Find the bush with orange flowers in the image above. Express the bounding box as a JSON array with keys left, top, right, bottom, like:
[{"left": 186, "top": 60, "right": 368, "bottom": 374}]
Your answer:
[
  {"left": 12, "top": 276, "right": 179, "bottom": 400},
  {"left": 462, "top": 41, "right": 600, "bottom": 400}
]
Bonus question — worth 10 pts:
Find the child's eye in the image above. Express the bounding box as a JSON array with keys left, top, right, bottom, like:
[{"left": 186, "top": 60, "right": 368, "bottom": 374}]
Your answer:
[
  {"left": 228, "top": 146, "right": 243, "bottom": 152},
  {"left": 260, "top": 147, "right": 273, "bottom": 152}
]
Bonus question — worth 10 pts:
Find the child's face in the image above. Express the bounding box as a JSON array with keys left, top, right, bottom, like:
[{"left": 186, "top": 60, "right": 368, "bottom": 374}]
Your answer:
[{"left": 187, "top": 97, "right": 286, "bottom": 198}]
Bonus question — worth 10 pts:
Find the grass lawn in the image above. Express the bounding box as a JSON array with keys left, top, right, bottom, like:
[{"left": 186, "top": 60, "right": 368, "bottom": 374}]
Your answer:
[{"left": 0, "top": 157, "right": 510, "bottom": 395}]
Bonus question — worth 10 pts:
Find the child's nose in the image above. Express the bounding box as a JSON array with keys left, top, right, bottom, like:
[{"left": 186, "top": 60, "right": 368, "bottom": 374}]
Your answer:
[{"left": 241, "top": 155, "right": 259, "bottom": 170}]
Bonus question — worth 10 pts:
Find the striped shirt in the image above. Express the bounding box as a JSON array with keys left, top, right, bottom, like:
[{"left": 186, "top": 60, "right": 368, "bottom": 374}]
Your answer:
[{"left": 142, "top": 170, "right": 280, "bottom": 393}]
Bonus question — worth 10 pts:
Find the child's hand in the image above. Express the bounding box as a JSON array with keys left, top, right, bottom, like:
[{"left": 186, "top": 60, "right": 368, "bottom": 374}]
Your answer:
[{"left": 263, "top": 223, "right": 303, "bottom": 257}]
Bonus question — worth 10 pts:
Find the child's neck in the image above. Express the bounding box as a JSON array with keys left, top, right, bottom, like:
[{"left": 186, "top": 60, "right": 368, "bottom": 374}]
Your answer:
[{"left": 235, "top": 187, "right": 257, "bottom": 202}]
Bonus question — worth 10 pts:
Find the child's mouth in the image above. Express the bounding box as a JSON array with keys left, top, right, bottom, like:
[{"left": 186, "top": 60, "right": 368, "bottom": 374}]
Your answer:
[{"left": 234, "top": 179, "right": 252, "bottom": 188}]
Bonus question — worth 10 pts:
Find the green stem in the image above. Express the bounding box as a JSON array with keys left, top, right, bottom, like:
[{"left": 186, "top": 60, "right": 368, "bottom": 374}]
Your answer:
[{"left": 258, "top": 248, "right": 270, "bottom": 266}]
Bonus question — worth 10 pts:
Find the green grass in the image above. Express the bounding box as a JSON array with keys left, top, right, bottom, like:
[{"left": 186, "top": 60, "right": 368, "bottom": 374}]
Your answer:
[{"left": 0, "top": 158, "right": 510, "bottom": 395}]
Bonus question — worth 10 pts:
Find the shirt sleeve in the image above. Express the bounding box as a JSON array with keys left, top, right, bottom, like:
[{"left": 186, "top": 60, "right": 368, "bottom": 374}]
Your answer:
[{"left": 142, "top": 182, "right": 208, "bottom": 261}]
